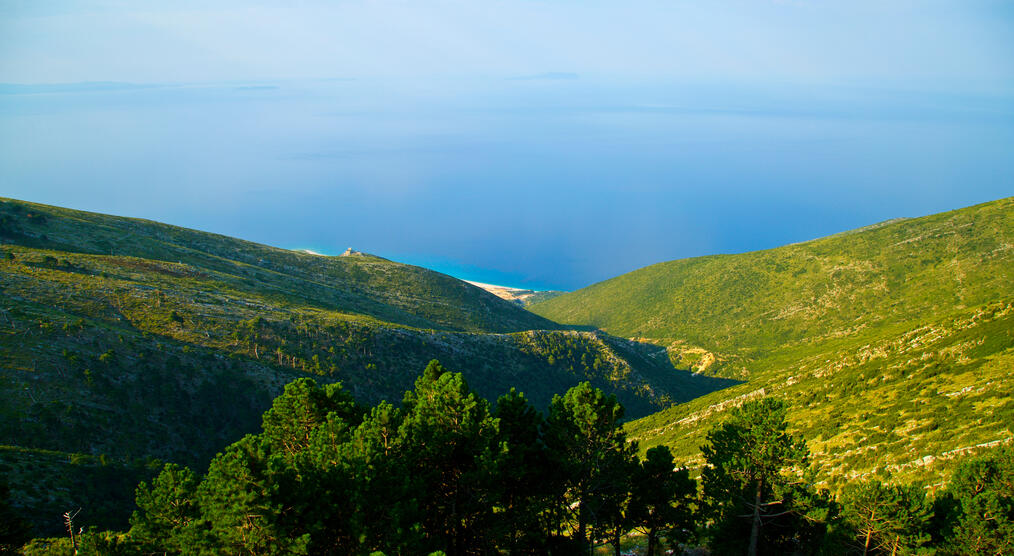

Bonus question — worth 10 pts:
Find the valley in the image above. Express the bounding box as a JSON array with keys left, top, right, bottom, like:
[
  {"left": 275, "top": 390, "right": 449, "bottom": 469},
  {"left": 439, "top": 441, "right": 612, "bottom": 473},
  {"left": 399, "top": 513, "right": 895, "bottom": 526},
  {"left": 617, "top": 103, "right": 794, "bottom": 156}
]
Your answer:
[
  {"left": 0, "top": 197, "right": 730, "bottom": 536},
  {"left": 1, "top": 195, "right": 1011, "bottom": 547}
]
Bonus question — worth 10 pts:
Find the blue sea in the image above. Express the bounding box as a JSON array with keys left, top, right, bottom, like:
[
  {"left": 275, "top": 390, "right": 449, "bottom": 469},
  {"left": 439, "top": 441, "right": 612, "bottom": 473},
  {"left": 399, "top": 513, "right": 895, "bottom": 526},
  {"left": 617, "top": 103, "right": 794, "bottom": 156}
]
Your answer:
[{"left": 2, "top": 78, "right": 1011, "bottom": 290}]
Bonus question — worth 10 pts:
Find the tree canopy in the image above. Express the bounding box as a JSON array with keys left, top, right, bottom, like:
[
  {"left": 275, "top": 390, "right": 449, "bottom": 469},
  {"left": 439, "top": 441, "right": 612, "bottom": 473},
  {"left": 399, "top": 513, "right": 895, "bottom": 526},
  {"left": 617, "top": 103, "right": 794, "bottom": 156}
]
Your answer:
[
  {"left": 701, "top": 398, "right": 827, "bottom": 556},
  {"left": 16, "top": 370, "right": 1013, "bottom": 555}
]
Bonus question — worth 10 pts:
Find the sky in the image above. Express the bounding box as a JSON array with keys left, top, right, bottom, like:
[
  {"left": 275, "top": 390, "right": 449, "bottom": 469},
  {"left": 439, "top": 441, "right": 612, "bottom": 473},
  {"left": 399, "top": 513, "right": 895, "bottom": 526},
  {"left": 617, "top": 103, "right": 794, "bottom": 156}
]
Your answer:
[{"left": 1, "top": 1, "right": 1013, "bottom": 290}]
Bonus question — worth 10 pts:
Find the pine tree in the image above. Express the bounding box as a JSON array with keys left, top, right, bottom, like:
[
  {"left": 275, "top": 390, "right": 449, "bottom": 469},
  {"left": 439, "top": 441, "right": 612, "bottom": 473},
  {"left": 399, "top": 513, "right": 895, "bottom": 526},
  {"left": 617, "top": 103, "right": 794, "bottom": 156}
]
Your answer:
[
  {"left": 296, "top": 413, "right": 360, "bottom": 554},
  {"left": 334, "top": 401, "right": 421, "bottom": 554},
  {"left": 488, "top": 388, "right": 558, "bottom": 553},
  {"left": 196, "top": 435, "right": 310, "bottom": 554},
  {"left": 260, "top": 378, "right": 361, "bottom": 457},
  {"left": 544, "top": 382, "right": 633, "bottom": 554},
  {"left": 398, "top": 361, "right": 499, "bottom": 555},
  {"left": 628, "top": 445, "right": 698, "bottom": 556},
  {"left": 591, "top": 443, "right": 639, "bottom": 556},
  {"left": 939, "top": 445, "right": 1014, "bottom": 555},
  {"left": 129, "top": 463, "right": 200, "bottom": 553},
  {"left": 701, "top": 398, "right": 822, "bottom": 556},
  {"left": 834, "top": 480, "right": 932, "bottom": 555}
]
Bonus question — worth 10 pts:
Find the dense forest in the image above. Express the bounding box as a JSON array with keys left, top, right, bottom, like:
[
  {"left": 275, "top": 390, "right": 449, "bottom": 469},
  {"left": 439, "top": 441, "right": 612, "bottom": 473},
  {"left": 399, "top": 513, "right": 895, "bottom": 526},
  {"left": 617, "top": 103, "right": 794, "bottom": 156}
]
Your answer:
[{"left": 8, "top": 361, "right": 1011, "bottom": 555}]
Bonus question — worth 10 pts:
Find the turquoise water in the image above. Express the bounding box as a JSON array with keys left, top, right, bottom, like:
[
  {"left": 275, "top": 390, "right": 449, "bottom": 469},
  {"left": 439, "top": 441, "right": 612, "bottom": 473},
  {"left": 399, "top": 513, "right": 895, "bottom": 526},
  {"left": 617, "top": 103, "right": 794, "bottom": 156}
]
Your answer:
[{"left": 2, "top": 78, "right": 1012, "bottom": 290}]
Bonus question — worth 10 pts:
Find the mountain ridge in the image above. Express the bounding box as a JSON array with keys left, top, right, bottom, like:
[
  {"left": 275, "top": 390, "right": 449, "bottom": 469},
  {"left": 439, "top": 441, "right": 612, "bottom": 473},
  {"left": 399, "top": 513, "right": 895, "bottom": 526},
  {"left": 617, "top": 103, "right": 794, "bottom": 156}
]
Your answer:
[{"left": 0, "top": 197, "right": 561, "bottom": 334}]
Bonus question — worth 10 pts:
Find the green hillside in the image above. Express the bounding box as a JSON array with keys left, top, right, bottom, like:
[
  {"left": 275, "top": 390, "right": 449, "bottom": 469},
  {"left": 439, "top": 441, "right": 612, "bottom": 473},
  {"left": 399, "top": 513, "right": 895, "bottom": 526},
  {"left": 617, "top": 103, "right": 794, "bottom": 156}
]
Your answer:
[
  {"left": 531, "top": 197, "right": 1014, "bottom": 484},
  {"left": 0, "top": 198, "right": 557, "bottom": 334},
  {"left": 0, "top": 198, "right": 730, "bottom": 535}
]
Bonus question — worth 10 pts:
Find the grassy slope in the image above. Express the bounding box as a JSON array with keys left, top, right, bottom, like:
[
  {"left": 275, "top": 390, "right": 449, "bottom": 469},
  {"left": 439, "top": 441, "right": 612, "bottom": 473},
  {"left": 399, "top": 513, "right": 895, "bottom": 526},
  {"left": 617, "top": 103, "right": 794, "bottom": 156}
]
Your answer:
[
  {"left": 531, "top": 197, "right": 1014, "bottom": 485},
  {"left": 0, "top": 198, "right": 731, "bottom": 535},
  {"left": 0, "top": 198, "right": 558, "bottom": 334},
  {"left": 522, "top": 290, "right": 566, "bottom": 307}
]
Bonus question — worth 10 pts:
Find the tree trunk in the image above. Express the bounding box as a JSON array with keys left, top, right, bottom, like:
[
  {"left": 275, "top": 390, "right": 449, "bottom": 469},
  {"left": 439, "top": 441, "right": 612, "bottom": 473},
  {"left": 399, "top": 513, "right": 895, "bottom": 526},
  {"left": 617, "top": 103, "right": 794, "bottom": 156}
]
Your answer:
[
  {"left": 647, "top": 527, "right": 657, "bottom": 556},
  {"left": 748, "top": 478, "right": 763, "bottom": 556},
  {"left": 451, "top": 491, "right": 460, "bottom": 556},
  {"left": 862, "top": 506, "right": 876, "bottom": 556},
  {"left": 578, "top": 493, "right": 588, "bottom": 554},
  {"left": 613, "top": 525, "right": 621, "bottom": 556}
]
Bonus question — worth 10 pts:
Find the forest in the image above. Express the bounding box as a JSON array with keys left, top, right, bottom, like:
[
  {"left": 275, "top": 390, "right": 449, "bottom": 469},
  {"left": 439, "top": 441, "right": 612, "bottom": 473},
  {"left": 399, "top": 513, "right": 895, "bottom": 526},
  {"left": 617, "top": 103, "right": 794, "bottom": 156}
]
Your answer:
[{"left": 7, "top": 360, "right": 1011, "bottom": 556}]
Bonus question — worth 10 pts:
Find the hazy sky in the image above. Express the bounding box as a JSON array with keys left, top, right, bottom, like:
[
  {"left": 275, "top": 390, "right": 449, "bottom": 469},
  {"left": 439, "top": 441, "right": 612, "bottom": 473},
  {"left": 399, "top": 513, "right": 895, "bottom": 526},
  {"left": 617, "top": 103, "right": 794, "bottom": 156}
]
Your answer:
[
  {"left": 3, "top": 1, "right": 1013, "bottom": 88},
  {"left": 2, "top": 1, "right": 1013, "bottom": 290}
]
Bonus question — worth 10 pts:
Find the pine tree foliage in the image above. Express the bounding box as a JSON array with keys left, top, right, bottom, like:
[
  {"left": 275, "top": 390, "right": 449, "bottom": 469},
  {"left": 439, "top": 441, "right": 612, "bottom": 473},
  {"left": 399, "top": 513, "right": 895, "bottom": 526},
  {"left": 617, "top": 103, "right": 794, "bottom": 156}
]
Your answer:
[
  {"left": 261, "top": 378, "right": 363, "bottom": 457},
  {"left": 701, "top": 398, "right": 827, "bottom": 556},
  {"left": 397, "top": 363, "right": 499, "bottom": 554},
  {"left": 938, "top": 445, "right": 1014, "bottom": 555},
  {"left": 488, "top": 388, "right": 558, "bottom": 552},
  {"left": 14, "top": 366, "right": 1013, "bottom": 555},
  {"left": 832, "top": 480, "right": 932, "bottom": 555},
  {"left": 628, "top": 445, "right": 697, "bottom": 556},
  {"left": 544, "top": 382, "right": 636, "bottom": 552},
  {"left": 129, "top": 463, "right": 200, "bottom": 553}
]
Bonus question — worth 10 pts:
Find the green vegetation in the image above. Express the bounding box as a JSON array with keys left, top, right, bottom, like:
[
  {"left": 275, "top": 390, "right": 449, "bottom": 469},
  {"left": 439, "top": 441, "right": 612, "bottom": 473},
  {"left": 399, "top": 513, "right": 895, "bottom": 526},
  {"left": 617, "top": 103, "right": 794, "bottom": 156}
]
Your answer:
[
  {"left": 934, "top": 445, "right": 1014, "bottom": 554},
  {"left": 19, "top": 387, "right": 1013, "bottom": 555},
  {"left": 701, "top": 398, "right": 827, "bottom": 555},
  {"left": 0, "top": 447, "right": 159, "bottom": 538},
  {"left": 0, "top": 197, "right": 730, "bottom": 536},
  {"left": 628, "top": 445, "right": 696, "bottom": 555},
  {"left": 113, "top": 367, "right": 698, "bottom": 555},
  {"left": 532, "top": 197, "right": 1014, "bottom": 484},
  {"left": 0, "top": 477, "right": 31, "bottom": 553},
  {"left": 5, "top": 194, "right": 1012, "bottom": 550},
  {"left": 522, "top": 290, "right": 566, "bottom": 307},
  {"left": 829, "top": 480, "right": 932, "bottom": 555},
  {"left": 0, "top": 197, "right": 555, "bottom": 334}
]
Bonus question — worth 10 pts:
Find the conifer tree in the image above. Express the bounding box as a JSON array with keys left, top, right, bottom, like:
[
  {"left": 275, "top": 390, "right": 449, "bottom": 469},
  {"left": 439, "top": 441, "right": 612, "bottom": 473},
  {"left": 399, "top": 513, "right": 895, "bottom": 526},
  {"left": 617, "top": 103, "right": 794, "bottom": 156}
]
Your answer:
[
  {"left": 832, "top": 480, "right": 931, "bottom": 555},
  {"left": 701, "top": 398, "right": 822, "bottom": 556},
  {"left": 340, "top": 401, "right": 422, "bottom": 554},
  {"left": 939, "top": 445, "right": 1014, "bottom": 555},
  {"left": 260, "top": 378, "right": 361, "bottom": 457},
  {"left": 129, "top": 463, "right": 200, "bottom": 553},
  {"left": 296, "top": 413, "right": 360, "bottom": 554},
  {"left": 544, "top": 382, "right": 632, "bottom": 554},
  {"left": 489, "top": 388, "right": 557, "bottom": 553},
  {"left": 628, "top": 445, "right": 697, "bottom": 556},
  {"left": 592, "top": 443, "right": 639, "bottom": 556},
  {"left": 196, "top": 435, "right": 310, "bottom": 554},
  {"left": 398, "top": 360, "right": 499, "bottom": 555}
]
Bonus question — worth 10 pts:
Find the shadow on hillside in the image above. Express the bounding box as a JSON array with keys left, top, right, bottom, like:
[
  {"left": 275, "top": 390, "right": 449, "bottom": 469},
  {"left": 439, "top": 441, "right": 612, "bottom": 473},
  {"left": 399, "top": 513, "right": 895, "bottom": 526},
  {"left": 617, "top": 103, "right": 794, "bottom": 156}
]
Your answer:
[
  {"left": 673, "top": 369, "right": 743, "bottom": 402},
  {"left": 559, "top": 324, "right": 601, "bottom": 332},
  {"left": 591, "top": 333, "right": 744, "bottom": 410}
]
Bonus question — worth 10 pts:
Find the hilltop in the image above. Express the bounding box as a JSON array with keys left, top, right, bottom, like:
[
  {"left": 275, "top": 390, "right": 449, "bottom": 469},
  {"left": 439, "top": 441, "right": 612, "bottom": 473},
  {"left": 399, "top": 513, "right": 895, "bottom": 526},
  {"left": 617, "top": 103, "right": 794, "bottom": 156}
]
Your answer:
[{"left": 531, "top": 197, "right": 1014, "bottom": 484}]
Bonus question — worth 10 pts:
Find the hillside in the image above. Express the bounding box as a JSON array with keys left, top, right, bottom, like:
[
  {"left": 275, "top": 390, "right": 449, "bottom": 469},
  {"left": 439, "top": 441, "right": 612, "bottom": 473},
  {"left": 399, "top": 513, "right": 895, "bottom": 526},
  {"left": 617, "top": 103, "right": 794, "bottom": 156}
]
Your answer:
[
  {"left": 0, "top": 199, "right": 557, "bottom": 334},
  {"left": 0, "top": 198, "right": 731, "bottom": 535},
  {"left": 531, "top": 197, "right": 1014, "bottom": 484}
]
